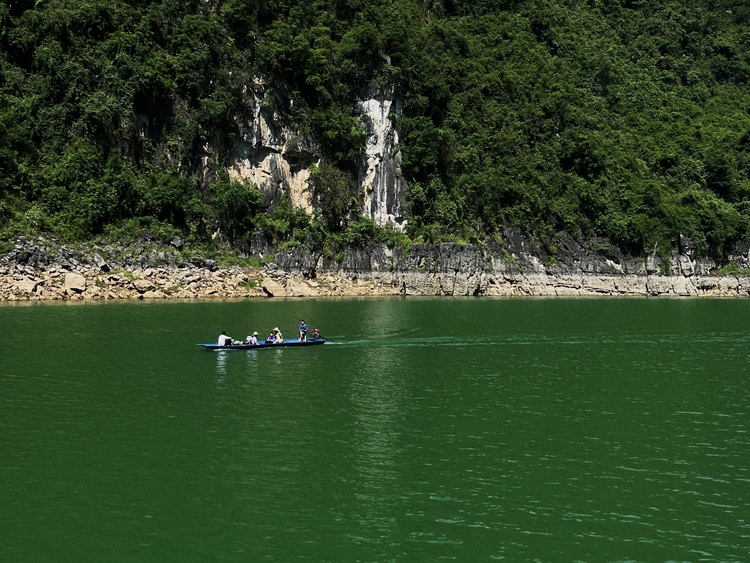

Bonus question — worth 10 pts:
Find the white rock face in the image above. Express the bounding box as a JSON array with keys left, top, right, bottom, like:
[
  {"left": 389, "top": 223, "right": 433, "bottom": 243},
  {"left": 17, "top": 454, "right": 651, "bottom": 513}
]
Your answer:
[
  {"left": 226, "top": 80, "right": 317, "bottom": 212},
  {"left": 224, "top": 78, "right": 407, "bottom": 228},
  {"left": 354, "top": 83, "right": 408, "bottom": 231}
]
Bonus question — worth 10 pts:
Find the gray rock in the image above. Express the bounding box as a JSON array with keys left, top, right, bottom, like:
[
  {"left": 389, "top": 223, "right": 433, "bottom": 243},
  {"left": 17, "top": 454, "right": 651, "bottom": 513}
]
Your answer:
[
  {"left": 157, "top": 251, "right": 176, "bottom": 269},
  {"left": 93, "top": 254, "right": 110, "bottom": 272},
  {"left": 272, "top": 247, "right": 317, "bottom": 277}
]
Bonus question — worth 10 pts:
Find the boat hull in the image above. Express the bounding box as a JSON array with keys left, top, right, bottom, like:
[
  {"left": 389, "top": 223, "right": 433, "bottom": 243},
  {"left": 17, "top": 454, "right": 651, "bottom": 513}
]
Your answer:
[{"left": 198, "top": 337, "right": 327, "bottom": 350}]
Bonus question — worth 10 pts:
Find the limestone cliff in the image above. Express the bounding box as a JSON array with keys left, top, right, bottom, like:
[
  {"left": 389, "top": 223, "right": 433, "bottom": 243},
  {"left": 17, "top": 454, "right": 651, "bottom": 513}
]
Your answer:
[
  {"left": 224, "top": 78, "right": 318, "bottom": 212},
  {"left": 269, "top": 230, "right": 750, "bottom": 297},
  {"left": 354, "top": 82, "right": 408, "bottom": 231},
  {"left": 220, "top": 78, "right": 406, "bottom": 229}
]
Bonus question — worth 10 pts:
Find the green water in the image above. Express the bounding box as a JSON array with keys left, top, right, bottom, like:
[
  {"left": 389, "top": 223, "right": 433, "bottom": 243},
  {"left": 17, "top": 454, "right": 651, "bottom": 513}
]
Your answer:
[{"left": 1, "top": 297, "right": 748, "bottom": 562}]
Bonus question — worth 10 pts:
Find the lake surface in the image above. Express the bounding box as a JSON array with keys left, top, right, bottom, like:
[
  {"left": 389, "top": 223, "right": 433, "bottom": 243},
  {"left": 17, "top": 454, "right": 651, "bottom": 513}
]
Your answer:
[{"left": 1, "top": 297, "right": 748, "bottom": 562}]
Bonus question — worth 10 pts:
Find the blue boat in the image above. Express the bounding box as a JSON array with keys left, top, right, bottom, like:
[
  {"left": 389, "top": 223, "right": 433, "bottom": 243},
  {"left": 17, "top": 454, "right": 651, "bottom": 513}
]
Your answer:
[{"left": 198, "top": 337, "right": 327, "bottom": 350}]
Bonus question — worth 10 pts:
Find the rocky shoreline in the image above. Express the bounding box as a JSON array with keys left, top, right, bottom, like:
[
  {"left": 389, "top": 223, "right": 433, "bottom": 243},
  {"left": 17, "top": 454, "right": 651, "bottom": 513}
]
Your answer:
[{"left": 3, "top": 233, "right": 750, "bottom": 302}]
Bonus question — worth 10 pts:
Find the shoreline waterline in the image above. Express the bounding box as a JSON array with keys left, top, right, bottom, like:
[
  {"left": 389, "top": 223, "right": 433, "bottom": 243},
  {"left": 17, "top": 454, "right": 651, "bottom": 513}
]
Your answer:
[
  {"left": 3, "top": 264, "right": 750, "bottom": 301},
  {"left": 4, "top": 233, "right": 750, "bottom": 301}
]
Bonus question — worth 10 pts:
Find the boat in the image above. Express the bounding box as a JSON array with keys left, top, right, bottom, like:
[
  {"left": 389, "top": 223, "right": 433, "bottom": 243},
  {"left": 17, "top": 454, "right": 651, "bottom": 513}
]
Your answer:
[{"left": 198, "top": 337, "right": 327, "bottom": 351}]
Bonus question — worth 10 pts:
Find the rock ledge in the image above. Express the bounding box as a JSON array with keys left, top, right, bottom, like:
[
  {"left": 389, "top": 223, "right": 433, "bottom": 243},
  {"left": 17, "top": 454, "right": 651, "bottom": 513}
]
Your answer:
[{"left": 2, "top": 233, "right": 750, "bottom": 301}]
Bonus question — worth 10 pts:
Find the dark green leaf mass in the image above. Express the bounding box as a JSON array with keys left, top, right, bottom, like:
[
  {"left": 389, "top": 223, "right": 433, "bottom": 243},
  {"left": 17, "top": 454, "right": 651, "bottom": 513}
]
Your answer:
[{"left": 2, "top": 0, "right": 750, "bottom": 259}]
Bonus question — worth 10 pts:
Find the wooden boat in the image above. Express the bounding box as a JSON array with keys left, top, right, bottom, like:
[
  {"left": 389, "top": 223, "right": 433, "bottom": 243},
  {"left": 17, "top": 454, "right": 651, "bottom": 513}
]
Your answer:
[{"left": 198, "top": 337, "right": 327, "bottom": 350}]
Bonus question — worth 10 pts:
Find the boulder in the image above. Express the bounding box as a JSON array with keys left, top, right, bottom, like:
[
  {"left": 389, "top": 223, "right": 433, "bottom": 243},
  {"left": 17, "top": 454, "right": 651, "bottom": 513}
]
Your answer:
[
  {"left": 262, "top": 278, "right": 285, "bottom": 297},
  {"left": 14, "top": 277, "right": 40, "bottom": 294},
  {"left": 141, "top": 290, "right": 166, "bottom": 299},
  {"left": 287, "top": 281, "right": 318, "bottom": 297},
  {"left": 132, "top": 279, "right": 155, "bottom": 293},
  {"left": 64, "top": 272, "right": 87, "bottom": 293},
  {"left": 93, "top": 253, "right": 110, "bottom": 272}
]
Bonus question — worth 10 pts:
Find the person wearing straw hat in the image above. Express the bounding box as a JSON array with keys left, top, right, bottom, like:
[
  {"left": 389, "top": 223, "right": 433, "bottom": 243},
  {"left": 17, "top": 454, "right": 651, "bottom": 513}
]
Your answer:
[
  {"left": 245, "top": 331, "right": 259, "bottom": 345},
  {"left": 272, "top": 327, "right": 283, "bottom": 343}
]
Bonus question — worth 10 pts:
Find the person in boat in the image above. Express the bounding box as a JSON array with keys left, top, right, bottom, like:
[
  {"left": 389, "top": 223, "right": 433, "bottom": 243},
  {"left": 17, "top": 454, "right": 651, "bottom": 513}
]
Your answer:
[
  {"left": 265, "top": 331, "right": 277, "bottom": 343},
  {"left": 218, "top": 331, "right": 232, "bottom": 346},
  {"left": 273, "top": 327, "right": 283, "bottom": 342},
  {"left": 312, "top": 328, "right": 320, "bottom": 339},
  {"left": 298, "top": 320, "right": 308, "bottom": 341},
  {"left": 245, "top": 331, "right": 259, "bottom": 345}
]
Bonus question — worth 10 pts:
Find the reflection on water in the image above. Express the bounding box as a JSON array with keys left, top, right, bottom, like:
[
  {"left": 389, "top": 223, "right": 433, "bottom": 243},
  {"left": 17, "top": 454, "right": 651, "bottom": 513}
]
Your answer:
[
  {"left": 215, "top": 350, "right": 227, "bottom": 377},
  {"left": 350, "top": 346, "right": 405, "bottom": 534},
  {"left": 215, "top": 349, "right": 259, "bottom": 381},
  {"left": 347, "top": 299, "right": 408, "bottom": 536},
  {"left": 245, "top": 349, "right": 257, "bottom": 369}
]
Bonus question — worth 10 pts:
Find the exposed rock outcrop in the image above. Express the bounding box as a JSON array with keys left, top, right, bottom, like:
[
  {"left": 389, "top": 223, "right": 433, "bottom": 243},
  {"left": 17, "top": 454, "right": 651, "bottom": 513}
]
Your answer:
[
  {"left": 270, "top": 230, "right": 750, "bottom": 298},
  {"left": 219, "top": 78, "right": 407, "bottom": 230},
  {"left": 3, "top": 232, "right": 750, "bottom": 301},
  {"left": 354, "top": 81, "right": 408, "bottom": 231},
  {"left": 226, "top": 79, "right": 318, "bottom": 212}
]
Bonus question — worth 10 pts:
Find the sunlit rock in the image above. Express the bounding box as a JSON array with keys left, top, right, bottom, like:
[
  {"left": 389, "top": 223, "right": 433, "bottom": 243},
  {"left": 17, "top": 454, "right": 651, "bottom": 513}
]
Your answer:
[
  {"left": 223, "top": 78, "right": 408, "bottom": 229},
  {"left": 355, "top": 82, "right": 408, "bottom": 231},
  {"left": 64, "top": 272, "right": 87, "bottom": 293}
]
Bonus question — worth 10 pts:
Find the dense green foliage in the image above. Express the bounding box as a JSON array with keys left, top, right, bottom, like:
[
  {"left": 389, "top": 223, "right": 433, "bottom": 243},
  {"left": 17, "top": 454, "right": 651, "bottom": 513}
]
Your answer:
[{"left": 2, "top": 0, "right": 750, "bottom": 258}]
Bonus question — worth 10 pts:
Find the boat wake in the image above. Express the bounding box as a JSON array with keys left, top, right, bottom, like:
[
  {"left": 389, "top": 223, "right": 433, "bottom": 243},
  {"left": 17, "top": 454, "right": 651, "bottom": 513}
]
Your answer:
[
  {"left": 323, "top": 336, "right": 491, "bottom": 348},
  {"left": 318, "top": 332, "right": 750, "bottom": 349}
]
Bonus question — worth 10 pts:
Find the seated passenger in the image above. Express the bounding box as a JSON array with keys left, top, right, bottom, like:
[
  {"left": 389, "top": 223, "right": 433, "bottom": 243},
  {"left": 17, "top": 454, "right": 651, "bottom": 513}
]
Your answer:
[
  {"left": 273, "top": 327, "right": 283, "bottom": 342},
  {"left": 218, "top": 331, "right": 232, "bottom": 346},
  {"left": 266, "top": 331, "right": 276, "bottom": 343},
  {"left": 246, "top": 331, "right": 259, "bottom": 345}
]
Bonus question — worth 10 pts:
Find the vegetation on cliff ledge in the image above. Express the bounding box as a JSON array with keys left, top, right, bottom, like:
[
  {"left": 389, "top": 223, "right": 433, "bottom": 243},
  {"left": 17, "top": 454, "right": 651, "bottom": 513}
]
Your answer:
[{"left": 2, "top": 0, "right": 750, "bottom": 261}]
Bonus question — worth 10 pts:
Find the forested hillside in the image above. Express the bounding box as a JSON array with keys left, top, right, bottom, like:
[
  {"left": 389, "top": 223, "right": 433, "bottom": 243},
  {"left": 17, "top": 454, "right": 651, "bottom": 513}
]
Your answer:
[{"left": 2, "top": 0, "right": 750, "bottom": 261}]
